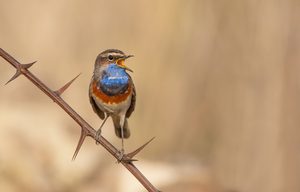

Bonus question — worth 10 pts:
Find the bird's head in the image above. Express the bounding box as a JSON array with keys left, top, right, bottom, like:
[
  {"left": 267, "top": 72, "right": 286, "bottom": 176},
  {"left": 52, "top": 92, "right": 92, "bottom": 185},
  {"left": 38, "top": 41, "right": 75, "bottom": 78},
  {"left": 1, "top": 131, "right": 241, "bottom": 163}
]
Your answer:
[{"left": 95, "top": 49, "right": 133, "bottom": 72}]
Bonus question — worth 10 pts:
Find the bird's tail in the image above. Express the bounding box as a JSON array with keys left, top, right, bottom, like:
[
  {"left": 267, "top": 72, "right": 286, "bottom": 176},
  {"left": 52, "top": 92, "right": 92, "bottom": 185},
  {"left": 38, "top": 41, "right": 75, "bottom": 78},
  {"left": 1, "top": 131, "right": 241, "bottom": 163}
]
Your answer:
[{"left": 112, "top": 115, "right": 130, "bottom": 139}]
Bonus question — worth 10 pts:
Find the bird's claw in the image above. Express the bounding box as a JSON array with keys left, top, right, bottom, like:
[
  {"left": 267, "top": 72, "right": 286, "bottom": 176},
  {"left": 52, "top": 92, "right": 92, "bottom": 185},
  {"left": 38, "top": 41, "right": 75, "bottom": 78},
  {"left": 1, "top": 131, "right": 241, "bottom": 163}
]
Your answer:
[
  {"left": 117, "top": 148, "right": 124, "bottom": 162},
  {"left": 116, "top": 149, "right": 137, "bottom": 163},
  {"left": 95, "top": 129, "right": 101, "bottom": 145}
]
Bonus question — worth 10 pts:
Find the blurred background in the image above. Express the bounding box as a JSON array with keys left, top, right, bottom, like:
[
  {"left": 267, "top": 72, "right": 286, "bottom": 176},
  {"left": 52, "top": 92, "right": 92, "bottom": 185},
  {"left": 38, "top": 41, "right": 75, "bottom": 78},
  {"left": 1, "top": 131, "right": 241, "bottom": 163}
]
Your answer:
[{"left": 0, "top": 0, "right": 300, "bottom": 191}]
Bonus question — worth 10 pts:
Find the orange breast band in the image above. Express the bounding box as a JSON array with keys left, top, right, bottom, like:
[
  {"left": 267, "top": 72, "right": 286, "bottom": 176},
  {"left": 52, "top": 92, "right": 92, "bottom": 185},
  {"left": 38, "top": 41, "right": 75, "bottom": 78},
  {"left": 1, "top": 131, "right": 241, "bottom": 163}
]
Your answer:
[{"left": 92, "top": 81, "right": 131, "bottom": 104}]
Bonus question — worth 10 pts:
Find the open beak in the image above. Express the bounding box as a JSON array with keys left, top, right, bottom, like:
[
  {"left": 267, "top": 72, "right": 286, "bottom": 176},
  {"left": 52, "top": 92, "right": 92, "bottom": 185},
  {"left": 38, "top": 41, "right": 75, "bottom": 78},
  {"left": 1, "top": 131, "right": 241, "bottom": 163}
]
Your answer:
[{"left": 117, "top": 55, "right": 134, "bottom": 72}]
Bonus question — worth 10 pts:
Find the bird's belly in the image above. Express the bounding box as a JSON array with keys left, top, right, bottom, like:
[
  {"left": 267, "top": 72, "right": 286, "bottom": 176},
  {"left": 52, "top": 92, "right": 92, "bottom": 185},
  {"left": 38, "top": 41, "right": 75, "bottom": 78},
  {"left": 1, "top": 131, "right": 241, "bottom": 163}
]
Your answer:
[{"left": 94, "top": 94, "right": 132, "bottom": 115}]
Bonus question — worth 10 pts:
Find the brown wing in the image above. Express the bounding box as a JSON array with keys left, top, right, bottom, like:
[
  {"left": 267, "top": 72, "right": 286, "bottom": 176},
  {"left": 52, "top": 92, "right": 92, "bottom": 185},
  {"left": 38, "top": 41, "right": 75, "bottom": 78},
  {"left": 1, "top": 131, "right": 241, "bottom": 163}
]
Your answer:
[
  {"left": 126, "top": 80, "right": 136, "bottom": 118},
  {"left": 89, "top": 82, "right": 105, "bottom": 120}
]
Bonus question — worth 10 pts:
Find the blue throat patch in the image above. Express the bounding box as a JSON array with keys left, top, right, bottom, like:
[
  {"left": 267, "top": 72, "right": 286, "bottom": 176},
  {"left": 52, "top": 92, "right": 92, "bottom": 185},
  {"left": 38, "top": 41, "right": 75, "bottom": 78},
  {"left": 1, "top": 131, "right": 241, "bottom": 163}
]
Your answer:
[{"left": 99, "top": 64, "right": 129, "bottom": 96}]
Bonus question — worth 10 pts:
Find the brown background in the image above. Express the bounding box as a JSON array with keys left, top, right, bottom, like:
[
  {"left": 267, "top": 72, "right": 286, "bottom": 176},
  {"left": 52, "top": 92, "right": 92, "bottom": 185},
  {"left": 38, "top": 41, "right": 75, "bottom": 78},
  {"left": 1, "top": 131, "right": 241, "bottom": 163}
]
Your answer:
[{"left": 1, "top": 0, "right": 300, "bottom": 192}]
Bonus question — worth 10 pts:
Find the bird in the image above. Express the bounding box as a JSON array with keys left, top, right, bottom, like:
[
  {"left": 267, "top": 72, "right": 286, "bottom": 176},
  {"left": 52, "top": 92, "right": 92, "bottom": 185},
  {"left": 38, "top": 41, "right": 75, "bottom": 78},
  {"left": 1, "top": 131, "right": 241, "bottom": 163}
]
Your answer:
[{"left": 89, "top": 49, "right": 136, "bottom": 158}]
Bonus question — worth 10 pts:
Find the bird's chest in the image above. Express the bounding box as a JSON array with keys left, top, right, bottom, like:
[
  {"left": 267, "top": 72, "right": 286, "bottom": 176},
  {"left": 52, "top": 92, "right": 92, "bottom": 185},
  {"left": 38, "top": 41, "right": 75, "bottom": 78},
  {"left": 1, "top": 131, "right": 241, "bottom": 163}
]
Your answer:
[
  {"left": 99, "top": 66, "right": 129, "bottom": 96},
  {"left": 91, "top": 65, "right": 132, "bottom": 114}
]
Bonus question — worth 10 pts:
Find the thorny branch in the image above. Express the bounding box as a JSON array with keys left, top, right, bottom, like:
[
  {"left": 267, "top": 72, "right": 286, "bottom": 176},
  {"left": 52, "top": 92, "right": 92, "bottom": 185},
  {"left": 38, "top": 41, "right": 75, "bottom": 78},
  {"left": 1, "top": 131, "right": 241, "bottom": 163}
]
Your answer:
[{"left": 0, "top": 48, "right": 159, "bottom": 192}]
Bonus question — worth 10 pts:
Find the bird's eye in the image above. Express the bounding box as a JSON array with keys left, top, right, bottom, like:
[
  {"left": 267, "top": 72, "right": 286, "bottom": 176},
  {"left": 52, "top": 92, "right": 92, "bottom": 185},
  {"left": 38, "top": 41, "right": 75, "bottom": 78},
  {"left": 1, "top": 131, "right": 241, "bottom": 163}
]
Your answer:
[{"left": 108, "top": 55, "right": 114, "bottom": 61}]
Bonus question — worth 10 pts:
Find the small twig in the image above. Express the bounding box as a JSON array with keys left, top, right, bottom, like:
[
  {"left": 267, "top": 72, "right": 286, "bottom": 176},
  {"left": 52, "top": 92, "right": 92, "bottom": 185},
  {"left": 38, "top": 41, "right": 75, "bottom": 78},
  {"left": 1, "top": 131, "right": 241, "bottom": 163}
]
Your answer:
[{"left": 0, "top": 48, "right": 159, "bottom": 192}]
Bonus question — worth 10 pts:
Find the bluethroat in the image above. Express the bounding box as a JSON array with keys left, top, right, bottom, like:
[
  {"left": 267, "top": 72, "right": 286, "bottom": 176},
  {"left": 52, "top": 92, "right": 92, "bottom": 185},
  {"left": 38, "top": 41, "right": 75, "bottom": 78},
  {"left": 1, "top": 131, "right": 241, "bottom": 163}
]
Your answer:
[{"left": 89, "top": 49, "right": 136, "bottom": 156}]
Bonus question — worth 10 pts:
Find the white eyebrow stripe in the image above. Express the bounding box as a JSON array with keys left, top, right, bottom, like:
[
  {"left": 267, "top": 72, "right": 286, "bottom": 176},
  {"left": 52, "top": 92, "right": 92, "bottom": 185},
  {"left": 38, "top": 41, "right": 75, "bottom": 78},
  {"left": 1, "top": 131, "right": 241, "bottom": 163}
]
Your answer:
[{"left": 103, "top": 52, "right": 124, "bottom": 57}]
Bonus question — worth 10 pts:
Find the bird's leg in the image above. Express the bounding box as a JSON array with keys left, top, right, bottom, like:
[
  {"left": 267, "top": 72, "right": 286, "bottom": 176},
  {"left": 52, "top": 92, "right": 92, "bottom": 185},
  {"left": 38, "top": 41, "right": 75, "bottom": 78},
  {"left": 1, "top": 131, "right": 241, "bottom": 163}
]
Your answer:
[
  {"left": 117, "top": 126, "right": 125, "bottom": 161},
  {"left": 96, "top": 115, "right": 109, "bottom": 144}
]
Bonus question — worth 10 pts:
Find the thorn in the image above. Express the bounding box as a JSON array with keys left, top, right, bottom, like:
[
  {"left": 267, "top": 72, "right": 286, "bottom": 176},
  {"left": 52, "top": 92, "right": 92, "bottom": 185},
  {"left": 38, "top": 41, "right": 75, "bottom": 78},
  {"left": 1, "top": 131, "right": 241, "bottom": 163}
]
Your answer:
[
  {"left": 126, "top": 137, "right": 155, "bottom": 160},
  {"left": 55, "top": 73, "right": 81, "bottom": 96},
  {"left": 72, "top": 127, "right": 88, "bottom": 161},
  {"left": 117, "top": 156, "right": 138, "bottom": 163},
  {"left": 21, "top": 61, "right": 36, "bottom": 70},
  {"left": 5, "top": 70, "right": 21, "bottom": 85},
  {"left": 5, "top": 61, "right": 36, "bottom": 85}
]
